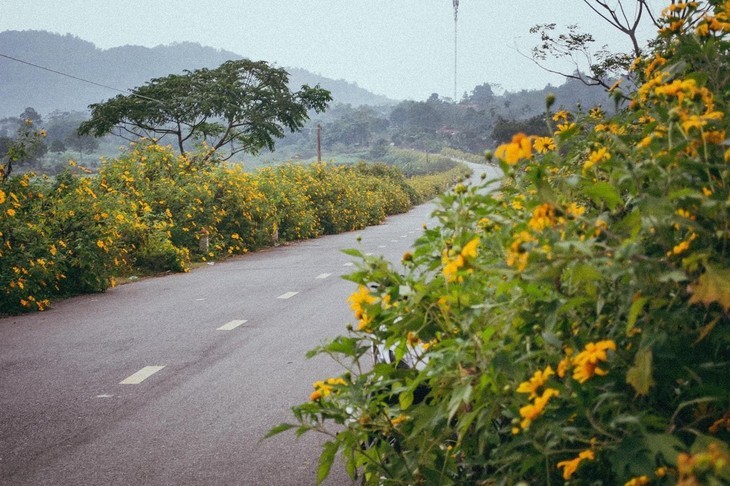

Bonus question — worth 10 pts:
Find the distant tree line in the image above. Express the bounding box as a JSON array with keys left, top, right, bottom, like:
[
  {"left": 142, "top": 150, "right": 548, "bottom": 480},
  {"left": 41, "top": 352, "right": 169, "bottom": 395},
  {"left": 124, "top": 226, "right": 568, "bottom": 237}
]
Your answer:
[{"left": 275, "top": 76, "right": 611, "bottom": 159}]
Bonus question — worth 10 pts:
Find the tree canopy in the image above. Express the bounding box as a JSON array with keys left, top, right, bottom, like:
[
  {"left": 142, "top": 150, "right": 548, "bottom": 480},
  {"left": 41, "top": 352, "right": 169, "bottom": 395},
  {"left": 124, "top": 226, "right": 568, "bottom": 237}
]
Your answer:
[{"left": 78, "top": 59, "right": 332, "bottom": 163}]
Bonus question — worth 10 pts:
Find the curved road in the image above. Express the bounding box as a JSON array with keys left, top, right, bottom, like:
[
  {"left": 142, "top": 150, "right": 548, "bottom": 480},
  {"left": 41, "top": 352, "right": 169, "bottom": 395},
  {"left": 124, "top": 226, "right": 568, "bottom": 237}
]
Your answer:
[{"left": 0, "top": 163, "right": 498, "bottom": 485}]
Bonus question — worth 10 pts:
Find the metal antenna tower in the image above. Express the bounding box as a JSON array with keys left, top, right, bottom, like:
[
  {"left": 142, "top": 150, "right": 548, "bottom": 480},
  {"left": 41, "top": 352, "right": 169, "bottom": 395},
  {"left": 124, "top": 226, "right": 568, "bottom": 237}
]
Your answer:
[{"left": 453, "top": 0, "right": 459, "bottom": 102}]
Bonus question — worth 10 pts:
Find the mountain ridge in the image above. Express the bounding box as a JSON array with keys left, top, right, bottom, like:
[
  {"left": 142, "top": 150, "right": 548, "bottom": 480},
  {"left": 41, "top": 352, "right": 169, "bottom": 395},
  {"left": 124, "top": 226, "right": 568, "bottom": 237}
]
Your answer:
[{"left": 0, "top": 30, "right": 394, "bottom": 118}]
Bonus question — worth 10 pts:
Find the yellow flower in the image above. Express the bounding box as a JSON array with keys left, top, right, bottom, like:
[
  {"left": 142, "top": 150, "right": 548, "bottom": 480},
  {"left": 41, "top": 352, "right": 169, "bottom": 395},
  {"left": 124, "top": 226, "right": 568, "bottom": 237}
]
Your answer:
[
  {"left": 495, "top": 132, "right": 533, "bottom": 165},
  {"left": 528, "top": 204, "right": 564, "bottom": 232},
  {"left": 533, "top": 137, "right": 556, "bottom": 153},
  {"left": 584, "top": 147, "right": 611, "bottom": 170},
  {"left": 442, "top": 254, "right": 464, "bottom": 282},
  {"left": 6, "top": 208, "right": 16, "bottom": 216},
  {"left": 624, "top": 476, "right": 651, "bottom": 486},
  {"left": 506, "top": 231, "right": 536, "bottom": 272},
  {"left": 460, "top": 238, "right": 480, "bottom": 259},
  {"left": 588, "top": 107, "right": 605, "bottom": 119},
  {"left": 406, "top": 331, "right": 420, "bottom": 346},
  {"left": 552, "top": 110, "right": 569, "bottom": 122},
  {"left": 565, "top": 202, "right": 586, "bottom": 219},
  {"left": 309, "top": 377, "right": 346, "bottom": 401},
  {"left": 516, "top": 365, "right": 554, "bottom": 399},
  {"left": 0, "top": 190, "right": 5, "bottom": 204},
  {"left": 557, "top": 449, "right": 595, "bottom": 480},
  {"left": 572, "top": 340, "right": 616, "bottom": 383},
  {"left": 519, "top": 388, "right": 559, "bottom": 429},
  {"left": 348, "top": 285, "right": 376, "bottom": 319},
  {"left": 557, "top": 356, "right": 571, "bottom": 378},
  {"left": 555, "top": 122, "right": 576, "bottom": 134},
  {"left": 390, "top": 414, "right": 409, "bottom": 426}
]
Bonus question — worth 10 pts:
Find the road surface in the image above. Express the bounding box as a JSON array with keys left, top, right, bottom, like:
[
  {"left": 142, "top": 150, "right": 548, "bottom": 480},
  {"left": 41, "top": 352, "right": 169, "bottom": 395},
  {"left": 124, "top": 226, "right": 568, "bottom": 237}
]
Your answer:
[{"left": 0, "top": 163, "right": 497, "bottom": 485}]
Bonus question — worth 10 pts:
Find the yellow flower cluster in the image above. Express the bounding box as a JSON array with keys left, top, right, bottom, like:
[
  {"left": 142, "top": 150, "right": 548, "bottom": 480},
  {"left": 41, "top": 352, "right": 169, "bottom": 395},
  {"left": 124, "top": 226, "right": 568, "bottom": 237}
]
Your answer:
[
  {"left": 571, "top": 340, "right": 616, "bottom": 384},
  {"left": 517, "top": 387, "right": 560, "bottom": 431},
  {"left": 495, "top": 133, "right": 533, "bottom": 165},
  {"left": 584, "top": 146, "right": 611, "bottom": 171},
  {"left": 528, "top": 203, "right": 565, "bottom": 232},
  {"left": 441, "top": 237, "right": 480, "bottom": 283},
  {"left": 557, "top": 449, "right": 595, "bottom": 480},
  {"left": 347, "top": 285, "right": 377, "bottom": 331},
  {"left": 506, "top": 231, "right": 536, "bottom": 272},
  {"left": 309, "top": 377, "right": 347, "bottom": 401}
]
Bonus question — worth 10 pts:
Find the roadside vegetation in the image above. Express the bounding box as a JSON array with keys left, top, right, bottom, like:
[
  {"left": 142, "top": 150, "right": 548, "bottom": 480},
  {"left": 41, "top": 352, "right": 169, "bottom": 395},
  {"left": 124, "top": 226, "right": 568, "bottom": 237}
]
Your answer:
[
  {"left": 0, "top": 140, "right": 470, "bottom": 315},
  {"left": 273, "top": 2, "right": 730, "bottom": 484}
]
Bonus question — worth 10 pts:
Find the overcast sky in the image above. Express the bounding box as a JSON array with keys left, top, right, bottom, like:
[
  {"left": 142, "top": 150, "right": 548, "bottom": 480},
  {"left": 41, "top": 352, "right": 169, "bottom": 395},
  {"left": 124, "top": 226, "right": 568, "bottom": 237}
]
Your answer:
[{"left": 0, "top": 1, "right": 666, "bottom": 101}]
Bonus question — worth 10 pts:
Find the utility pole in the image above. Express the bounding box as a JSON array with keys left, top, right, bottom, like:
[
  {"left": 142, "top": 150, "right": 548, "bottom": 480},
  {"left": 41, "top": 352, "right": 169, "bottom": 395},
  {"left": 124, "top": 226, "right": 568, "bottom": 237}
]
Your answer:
[
  {"left": 453, "top": 0, "right": 459, "bottom": 102},
  {"left": 316, "top": 124, "right": 322, "bottom": 162}
]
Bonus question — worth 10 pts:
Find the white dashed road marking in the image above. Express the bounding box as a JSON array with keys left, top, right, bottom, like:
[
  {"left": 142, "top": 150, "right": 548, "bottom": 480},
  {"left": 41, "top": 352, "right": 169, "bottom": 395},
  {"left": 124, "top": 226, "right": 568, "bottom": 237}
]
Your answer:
[
  {"left": 343, "top": 262, "right": 354, "bottom": 267},
  {"left": 119, "top": 366, "right": 166, "bottom": 385},
  {"left": 277, "top": 291, "right": 299, "bottom": 299},
  {"left": 315, "top": 273, "right": 332, "bottom": 280},
  {"left": 378, "top": 245, "right": 386, "bottom": 248},
  {"left": 217, "top": 319, "right": 248, "bottom": 331}
]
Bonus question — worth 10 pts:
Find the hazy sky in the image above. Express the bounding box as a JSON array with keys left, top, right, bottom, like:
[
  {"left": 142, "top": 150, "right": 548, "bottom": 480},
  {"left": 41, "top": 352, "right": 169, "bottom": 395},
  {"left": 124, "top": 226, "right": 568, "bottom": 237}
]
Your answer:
[{"left": 0, "top": 1, "right": 666, "bottom": 101}]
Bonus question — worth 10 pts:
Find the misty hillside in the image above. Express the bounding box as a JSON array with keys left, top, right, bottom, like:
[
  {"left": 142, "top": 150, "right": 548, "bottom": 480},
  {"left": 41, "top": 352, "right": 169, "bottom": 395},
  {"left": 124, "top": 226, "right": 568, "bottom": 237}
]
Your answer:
[{"left": 0, "top": 30, "right": 393, "bottom": 118}]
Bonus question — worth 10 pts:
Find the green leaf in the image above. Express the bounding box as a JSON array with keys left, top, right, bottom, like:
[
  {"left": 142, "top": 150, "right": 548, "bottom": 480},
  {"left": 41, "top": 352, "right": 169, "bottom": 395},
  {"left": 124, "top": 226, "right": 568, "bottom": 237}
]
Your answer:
[
  {"left": 317, "top": 441, "right": 338, "bottom": 485},
  {"left": 626, "top": 348, "right": 654, "bottom": 397},
  {"left": 341, "top": 248, "right": 363, "bottom": 257},
  {"left": 263, "top": 422, "right": 297, "bottom": 439},
  {"left": 584, "top": 181, "right": 622, "bottom": 210},
  {"left": 627, "top": 296, "right": 648, "bottom": 330},
  {"left": 399, "top": 390, "right": 414, "bottom": 410}
]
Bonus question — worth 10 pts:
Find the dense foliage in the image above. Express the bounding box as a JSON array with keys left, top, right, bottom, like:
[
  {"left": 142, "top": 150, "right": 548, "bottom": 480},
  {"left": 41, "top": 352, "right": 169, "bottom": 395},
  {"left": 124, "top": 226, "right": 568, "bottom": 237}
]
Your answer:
[
  {"left": 274, "top": 2, "right": 730, "bottom": 484},
  {"left": 0, "top": 142, "right": 464, "bottom": 315},
  {"left": 78, "top": 60, "right": 332, "bottom": 163}
]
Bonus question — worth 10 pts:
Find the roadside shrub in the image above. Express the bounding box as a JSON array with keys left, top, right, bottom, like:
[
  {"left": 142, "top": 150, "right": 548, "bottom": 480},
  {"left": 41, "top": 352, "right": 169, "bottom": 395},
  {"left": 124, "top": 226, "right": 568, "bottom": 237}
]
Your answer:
[
  {"left": 135, "top": 230, "right": 190, "bottom": 273},
  {"left": 4, "top": 141, "right": 456, "bottom": 314},
  {"left": 275, "top": 3, "right": 730, "bottom": 484},
  {"left": 257, "top": 164, "right": 323, "bottom": 241},
  {"left": 0, "top": 174, "right": 57, "bottom": 313}
]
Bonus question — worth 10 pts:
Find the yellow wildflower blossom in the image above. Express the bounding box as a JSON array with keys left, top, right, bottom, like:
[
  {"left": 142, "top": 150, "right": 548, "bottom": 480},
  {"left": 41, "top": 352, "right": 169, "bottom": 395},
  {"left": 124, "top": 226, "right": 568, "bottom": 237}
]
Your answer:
[
  {"left": 391, "top": 414, "right": 409, "bottom": 426},
  {"left": 0, "top": 190, "right": 5, "bottom": 204},
  {"left": 533, "top": 137, "right": 556, "bottom": 153},
  {"left": 516, "top": 365, "right": 554, "bottom": 399},
  {"left": 552, "top": 110, "right": 569, "bottom": 122},
  {"left": 461, "top": 237, "right": 480, "bottom": 259},
  {"left": 495, "top": 132, "right": 533, "bottom": 165},
  {"left": 584, "top": 147, "right": 611, "bottom": 170},
  {"left": 624, "top": 476, "right": 651, "bottom": 486},
  {"left": 528, "top": 204, "right": 564, "bottom": 232},
  {"left": 556, "top": 122, "right": 576, "bottom": 134},
  {"left": 572, "top": 340, "right": 616, "bottom": 383},
  {"left": 506, "top": 231, "right": 536, "bottom": 272},
  {"left": 557, "top": 449, "right": 595, "bottom": 480},
  {"left": 565, "top": 202, "right": 585, "bottom": 219},
  {"left": 442, "top": 254, "right": 464, "bottom": 282},
  {"left": 519, "top": 388, "right": 559, "bottom": 429}
]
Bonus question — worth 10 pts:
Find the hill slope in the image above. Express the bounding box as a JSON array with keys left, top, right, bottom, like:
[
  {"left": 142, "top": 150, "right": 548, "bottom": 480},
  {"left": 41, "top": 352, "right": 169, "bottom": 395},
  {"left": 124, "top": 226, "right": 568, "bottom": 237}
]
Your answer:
[{"left": 0, "top": 30, "right": 393, "bottom": 117}]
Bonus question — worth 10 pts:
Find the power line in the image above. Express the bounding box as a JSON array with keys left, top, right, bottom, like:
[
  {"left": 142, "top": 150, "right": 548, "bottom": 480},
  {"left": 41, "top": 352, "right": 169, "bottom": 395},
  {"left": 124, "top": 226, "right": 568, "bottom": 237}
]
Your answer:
[{"left": 0, "top": 52, "right": 161, "bottom": 104}]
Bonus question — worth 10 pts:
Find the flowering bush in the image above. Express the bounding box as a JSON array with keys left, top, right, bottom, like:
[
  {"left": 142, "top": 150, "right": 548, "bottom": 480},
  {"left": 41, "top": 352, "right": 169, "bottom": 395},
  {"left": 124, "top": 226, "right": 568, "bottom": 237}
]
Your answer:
[
  {"left": 274, "top": 2, "right": 730, "bottom": 484},
  {"left": 1, "top": 141, "right": 440, "bottom": 314}
]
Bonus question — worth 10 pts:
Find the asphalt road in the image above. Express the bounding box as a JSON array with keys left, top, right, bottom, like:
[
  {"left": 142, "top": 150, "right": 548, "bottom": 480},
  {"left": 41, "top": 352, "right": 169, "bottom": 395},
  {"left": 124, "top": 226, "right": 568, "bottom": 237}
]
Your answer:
[{"left": 0, "top": 162, "right": 498, "bottom": 485}]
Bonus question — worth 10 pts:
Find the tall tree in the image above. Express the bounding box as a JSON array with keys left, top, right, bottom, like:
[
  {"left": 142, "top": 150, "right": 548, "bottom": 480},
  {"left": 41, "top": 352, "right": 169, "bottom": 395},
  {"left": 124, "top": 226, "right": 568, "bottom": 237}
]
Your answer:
[{"left": 79, "top": 60, "right": 332, "bottom": 164}]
